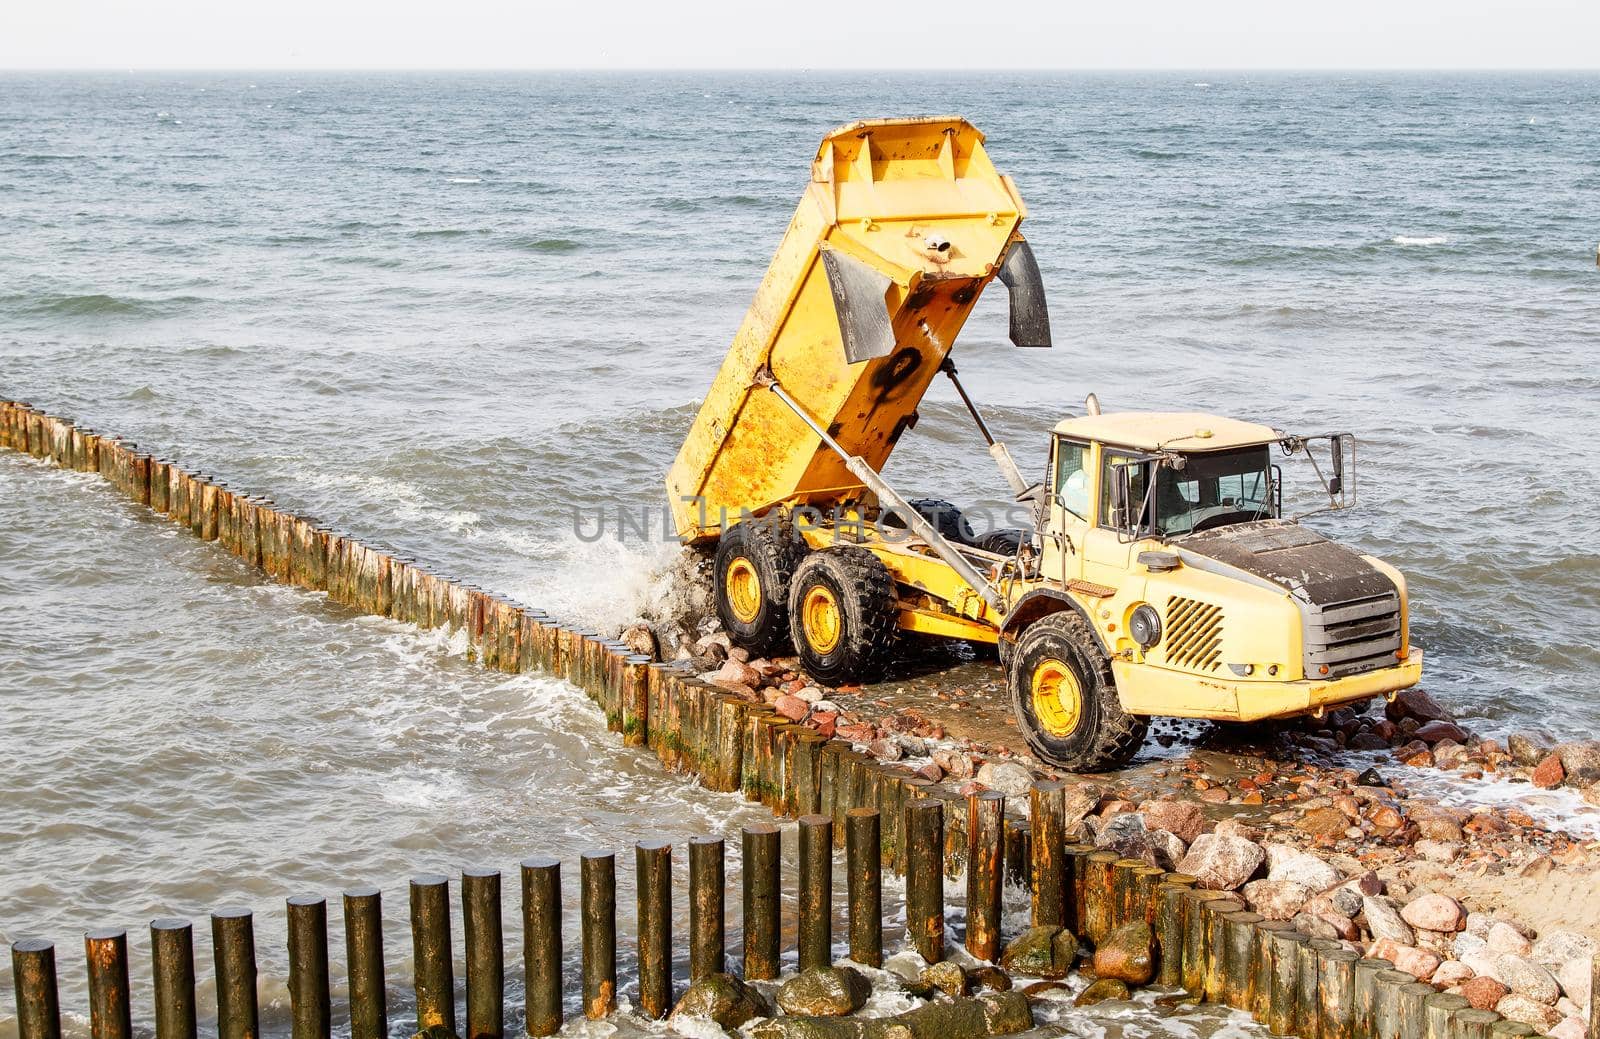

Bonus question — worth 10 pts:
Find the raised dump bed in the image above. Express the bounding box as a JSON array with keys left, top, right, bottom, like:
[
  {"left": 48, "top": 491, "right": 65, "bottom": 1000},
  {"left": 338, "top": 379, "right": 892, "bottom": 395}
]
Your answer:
[{"left": 666, "top": 116, "right": 1047, "bottom": 541}]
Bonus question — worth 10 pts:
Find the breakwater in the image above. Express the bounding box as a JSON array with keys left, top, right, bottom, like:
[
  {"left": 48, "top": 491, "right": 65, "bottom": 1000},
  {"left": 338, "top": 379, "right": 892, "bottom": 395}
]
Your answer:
[{"left": 4, "top": 398, "right": 1597, "bottom": 1039}]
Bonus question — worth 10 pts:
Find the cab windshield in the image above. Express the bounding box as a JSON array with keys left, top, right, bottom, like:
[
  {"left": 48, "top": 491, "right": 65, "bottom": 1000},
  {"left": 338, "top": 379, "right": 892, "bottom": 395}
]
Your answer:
[{"left": 1153, "top": 446, "right": 1275, "bottom": 536}]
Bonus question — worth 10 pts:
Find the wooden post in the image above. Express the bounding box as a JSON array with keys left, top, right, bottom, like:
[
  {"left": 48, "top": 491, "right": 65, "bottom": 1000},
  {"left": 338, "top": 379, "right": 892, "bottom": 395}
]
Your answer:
[
  {"left": 462, "top": 869, "right": 503, "bottom": 1039},
  {"left": 965, "top": 791, "right": 1004, "bottom": 962},
  {"left": 689, "top": 837, "right": 725, "bottom": 982},
  {"left": 1084, "top": 850, "right": 1120, "bottom": 947},
  {"left": 285, "top": 897, "right": 331, "bottom": 1039},
  {"left": 1372, "top": 968, "right": 1415, "bottom": 1039},
  {"left": 1351, "top": 956, "right": 1391, "bottom": 1039},
  {"left": 636, "top": 841, "right": 672, "bottom": 1018},
  {"left": 1266, "top": 928, "right": 1309, "bottom": 1036},
  {"left": 10, "top": 939, "right": 61, "bottom": 1039},
  {"left": 1250, "top": 920, "right": 1295, "bottom": 1020},
  {"left": 905, "top": 798, "right": 945, "bottom": 964},
  {"left": 797, "top": 814, "right": 833, "bottom": 972},
  {"left": 1423, "top": 992, "right": 1468, "bottom": 1039},
  {"left": 846, "top": 808, "right": 882, "bottom": 968},
  {"left": 212, "top": 908, "right": 259, "bottom": 1039},
  {"left": 342, "top": 888, "right": 387, "bottom": 1039},
  {"left": 742, "top": 824, "right": 781, "bottom": 980},
  {"left": 149, "top": 919, "right": 196, "bottom": 1039},
  {"left": 1154, "top": 882, "right": 1189, "bottom": 988},
  {"left": 1029, "top": 780, "right": 1067, "bottom": 928},
  {"left": 1399, "top": 982, "right": 1435, "bottom": 1039},
  {"left": 581, "top": 851, "right": 616, "bottom": 1020},
  {"left": 1318, "top": 945, "right": 1359, "bottom": 1039},
  {"left": 85, "top": 928, "right": 132, "bottom": 1039},
  {"left": 1221, "top": 910, "right": 1263, "bottom": 1009},
  {"left": 1452, "top": 1011, "right": 1502, "bottom": 1039},
  {"left": 520, "top": 858, "right": 562, "bottom": 1038},
  {"left": 410, "top": 876, "right": 456, "bottom": 1034}
]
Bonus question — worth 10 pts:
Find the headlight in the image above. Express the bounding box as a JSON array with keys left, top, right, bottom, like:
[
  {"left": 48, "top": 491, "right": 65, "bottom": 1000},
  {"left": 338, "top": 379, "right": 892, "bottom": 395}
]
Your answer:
[{"left": 1128, "top": 604, "right": 1162, "bottom": 649}]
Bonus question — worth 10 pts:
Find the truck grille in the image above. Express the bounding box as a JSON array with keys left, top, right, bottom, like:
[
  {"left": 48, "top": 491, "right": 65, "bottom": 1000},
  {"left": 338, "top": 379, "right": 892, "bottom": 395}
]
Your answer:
[
  {"left": 1304, "top": 591, "right": 1402, "bottom": 679},
  {"left": 1165, "top": 596, "right": 1223, "bottom": 672}
]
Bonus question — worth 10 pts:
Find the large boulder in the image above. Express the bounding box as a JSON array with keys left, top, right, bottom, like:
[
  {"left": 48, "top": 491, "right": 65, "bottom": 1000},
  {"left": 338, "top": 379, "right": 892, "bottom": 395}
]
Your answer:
[
  {"left": 1556, "top": 958, "right": 1592, "bottom": 1009},
  {"left": 1177, "top": 833, "right": 1264, "bottom": 891},
  {"left": 776, "top": 966, "right": 872, "bottom": 1017},
  {"left": 1093, "top": 922, "right": 1155, "bottom": 986},
  {"left": 1556, "top": 741, "right": 1600, "bottom": 784},
  {"left": 670, "top": 973, "right": 772, "bottom": 1029},
  {"left": 1487, "top": 922, "right": 1533, "bottom": 957},
  {"left": 1265, "top": 845, "right": 1341, "bottom": 891},
  {"left": 1142, "top": 829, "right": 1188, "bottom": 871},
  {"left": 1532, "top": 930, "right": 1597, "bottom": 967},
  {"left": 1460, "top": 976, "right": 1509, "bottom": 1011},
  {"left": 999, "top": 926, "right": 1073, "bottom": 979},
  {"left": 1361, "top": 896, "right": 1415, "bottom": 945},
  {"left": 1386, "top": 689, "right": 1450, "bottom": 724},
  {"left": 975, "top": 762, "right": 1034, "bottom": 797},
  {"left": 1400, "top": 893, "right": 1465, "bottom": 933},
  {"left": 1095, "top": 813, "right": 1150, "bottom": 859},
  {"left": 1494, "top": 954, "right": 1560, "bottom": 1005},
  {"left": 1507, "top": 730, "right": 1558, "bottom": 767},
  {"left": 1495, "top": 993, "right": 1562, "bottom": 1032},
  {"left": 1243, "top": 880, "right": 1313, "bottom": 922},
  {"left": 1074, "top": 978, "right": 1131, "bottom": 1006},
  {"left": 1141, "top": 800, "right": 1207, "bottom": 843}
]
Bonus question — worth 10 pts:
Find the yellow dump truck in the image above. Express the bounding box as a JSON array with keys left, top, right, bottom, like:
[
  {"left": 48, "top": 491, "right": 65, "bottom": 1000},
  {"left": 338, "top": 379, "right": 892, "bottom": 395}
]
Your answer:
[{"left": 666, "top": 116, "right": 1422, "bottom": 771}]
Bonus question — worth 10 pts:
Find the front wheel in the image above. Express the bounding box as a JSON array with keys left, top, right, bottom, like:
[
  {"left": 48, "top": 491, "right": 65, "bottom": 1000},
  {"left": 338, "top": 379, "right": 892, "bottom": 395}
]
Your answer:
[
  {"left": 1007, "top": 612, "right": 1147, "bottom": 772},
  {"left": 788, "top": 547, "right": 900, "bottom": 686}
]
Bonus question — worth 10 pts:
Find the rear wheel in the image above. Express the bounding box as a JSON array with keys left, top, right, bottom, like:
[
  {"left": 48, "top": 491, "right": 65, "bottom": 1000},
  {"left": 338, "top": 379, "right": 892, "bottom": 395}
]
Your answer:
[
  {"left": 788, "top": 547, "right": 900, "bottom": 686},
  {"left": 714, "top": 518, "right": 805, "bottom": 657},
  {"left": 1007, "top": 612, "right": 1147, "bottom": 772}
]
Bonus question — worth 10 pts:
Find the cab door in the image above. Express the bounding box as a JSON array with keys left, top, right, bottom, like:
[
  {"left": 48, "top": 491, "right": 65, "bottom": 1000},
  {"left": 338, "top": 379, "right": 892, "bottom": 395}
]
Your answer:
[
  {"left": 1080, "top": 445, "right": 1142, "bottom": 589},
  {"left": 1041, "top": 436, "right": 1092, "bottom": 585}
]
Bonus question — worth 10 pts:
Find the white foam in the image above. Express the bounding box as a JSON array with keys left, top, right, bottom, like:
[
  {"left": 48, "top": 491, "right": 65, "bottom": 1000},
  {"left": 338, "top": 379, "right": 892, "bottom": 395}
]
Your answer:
[
  {"left": 1392, "top": 235, "right": 1449, "bottom": 246},
  {"left": 449, "top": 177, "right": 483, "bottom": 184},
  {"left": 1392, "top": 760, "right": 1600, "bottom": 840}
]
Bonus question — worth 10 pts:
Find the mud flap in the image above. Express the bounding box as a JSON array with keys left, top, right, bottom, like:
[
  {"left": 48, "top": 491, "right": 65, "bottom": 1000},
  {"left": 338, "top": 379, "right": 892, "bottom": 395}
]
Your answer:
[
  {"left": 997, "top": 239, "right": 1052, "bottom": 348},
  {"left": 820, "top": 246, "right": 895, "bottom": 363}
]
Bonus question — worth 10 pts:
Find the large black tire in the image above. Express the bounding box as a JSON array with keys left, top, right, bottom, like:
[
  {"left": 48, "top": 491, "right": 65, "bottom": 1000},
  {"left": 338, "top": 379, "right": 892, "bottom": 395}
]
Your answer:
[
  {"left": 974, "top": 528, "right": 1028, "bottom": 556},
  {"left": 882, "top": 498, "right": 975, "bottom": 546},
  {"left": 714, "top": 519, "right": 806, "bottom": 658},
  {"left": 787, "top": 547, "right": 900, "bottom": 686},
  {"left": 1007, "top": 612, "right": 1147, "bottom": 772}
]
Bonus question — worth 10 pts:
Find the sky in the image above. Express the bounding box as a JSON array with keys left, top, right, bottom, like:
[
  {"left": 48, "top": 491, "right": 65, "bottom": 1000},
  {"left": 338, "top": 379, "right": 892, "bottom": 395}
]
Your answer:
[{"left": 2, "top": 0, "right": 1597, "bottom": 70}]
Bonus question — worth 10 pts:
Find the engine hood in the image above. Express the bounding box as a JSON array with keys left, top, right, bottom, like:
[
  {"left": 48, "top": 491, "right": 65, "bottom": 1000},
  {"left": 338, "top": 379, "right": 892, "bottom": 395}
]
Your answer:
[
  {"left": 1173, "top": 520, "right": 1403, "bottom": 679},
  {"left": 1174, "top": 520, "right": 1393, "bottom": 607}
]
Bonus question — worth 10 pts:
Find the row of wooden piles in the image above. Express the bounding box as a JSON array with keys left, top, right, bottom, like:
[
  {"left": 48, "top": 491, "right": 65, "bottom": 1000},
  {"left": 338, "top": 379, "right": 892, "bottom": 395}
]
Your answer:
[{"left": 0, "top": 400, "right": 1557, "bottom": 1039}]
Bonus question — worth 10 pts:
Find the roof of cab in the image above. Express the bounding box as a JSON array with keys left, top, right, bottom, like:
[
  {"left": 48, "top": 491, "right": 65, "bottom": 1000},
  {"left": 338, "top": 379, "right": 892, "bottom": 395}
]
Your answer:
[{"left": 1052, "top": 412, "right": 1281, "bottom": 452}]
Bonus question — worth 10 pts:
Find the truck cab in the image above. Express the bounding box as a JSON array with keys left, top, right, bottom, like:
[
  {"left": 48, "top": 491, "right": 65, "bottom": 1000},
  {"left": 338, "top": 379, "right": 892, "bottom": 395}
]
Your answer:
[{"left": 1001, "top": 410, "right": 1422, "bottom": 770}]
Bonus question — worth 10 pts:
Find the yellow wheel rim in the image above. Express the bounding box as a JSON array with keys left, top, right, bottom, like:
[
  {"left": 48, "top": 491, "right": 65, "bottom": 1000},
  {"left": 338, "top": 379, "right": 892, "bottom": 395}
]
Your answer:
[
  {"left": 802, "top": 586, "right": 843, "bottom": 655},
  {"left": 1031, "top": 657, "right": 1083, "bottom": 737},
  {"left": 725, "top": 558, "right": 762, "bottom": 624}
]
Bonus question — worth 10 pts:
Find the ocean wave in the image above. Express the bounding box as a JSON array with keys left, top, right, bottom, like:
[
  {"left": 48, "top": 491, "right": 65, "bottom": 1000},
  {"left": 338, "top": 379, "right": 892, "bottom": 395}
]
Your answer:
[
  {"left": 509, "top": 236, "right": 582, "bottom": 253},
  {"left": 1391, "top": 234, "right": 1449, "bottom": 246},
  {"left": 23, "top": 293, "right": 205, "bottom": 318},
  {"left": 448, "top": 176, "right": 482, "bottom": 184}
]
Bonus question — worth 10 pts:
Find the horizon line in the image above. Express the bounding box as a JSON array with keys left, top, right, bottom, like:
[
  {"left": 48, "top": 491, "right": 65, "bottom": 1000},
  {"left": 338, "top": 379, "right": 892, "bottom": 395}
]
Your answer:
[{"left": 3, "top": 65, "right": 1599, "bottom": 74}]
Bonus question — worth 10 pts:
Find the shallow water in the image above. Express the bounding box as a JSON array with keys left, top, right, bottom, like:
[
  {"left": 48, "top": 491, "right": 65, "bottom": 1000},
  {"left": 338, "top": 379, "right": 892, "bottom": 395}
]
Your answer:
[{"left": 3, "top": 71, "right": 1598, "bottom": 1036}]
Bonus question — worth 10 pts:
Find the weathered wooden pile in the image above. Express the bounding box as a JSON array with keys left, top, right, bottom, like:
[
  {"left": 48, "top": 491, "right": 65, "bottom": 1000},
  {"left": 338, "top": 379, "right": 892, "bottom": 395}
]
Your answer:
[{"left": 4, "top": 399, "right": 1598, "bottom": 1039}]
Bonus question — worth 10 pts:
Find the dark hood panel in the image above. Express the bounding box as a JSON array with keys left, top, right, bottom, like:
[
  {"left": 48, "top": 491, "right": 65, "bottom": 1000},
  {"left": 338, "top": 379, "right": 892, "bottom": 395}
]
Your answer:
[{"left": 1179, "top": 520, "right": 1392, "bottom": 608}]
